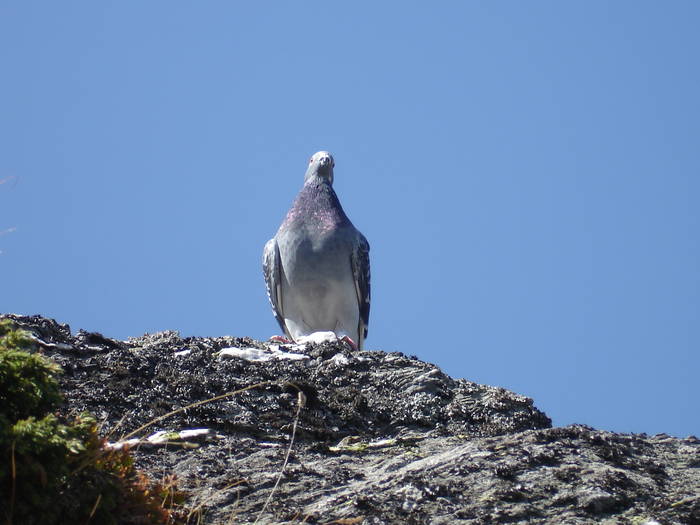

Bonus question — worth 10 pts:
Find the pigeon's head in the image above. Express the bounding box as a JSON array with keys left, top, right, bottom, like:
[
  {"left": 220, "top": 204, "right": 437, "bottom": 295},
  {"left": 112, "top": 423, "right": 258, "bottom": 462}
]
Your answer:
[{"left": 304, "top": 151, "right": 335, "bottom": 185}]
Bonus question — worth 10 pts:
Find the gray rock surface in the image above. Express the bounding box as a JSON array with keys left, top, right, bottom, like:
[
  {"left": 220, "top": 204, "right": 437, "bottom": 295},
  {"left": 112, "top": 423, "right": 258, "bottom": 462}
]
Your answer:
[{"left": 3, "top": 314, "right": 699, "bottom": 525}]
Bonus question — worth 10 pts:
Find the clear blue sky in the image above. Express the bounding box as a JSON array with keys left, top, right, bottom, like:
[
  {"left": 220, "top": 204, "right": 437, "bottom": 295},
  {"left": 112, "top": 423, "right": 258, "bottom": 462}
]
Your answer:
[{"left": 2, "top": 2, "right": 698, "bottom": 438}]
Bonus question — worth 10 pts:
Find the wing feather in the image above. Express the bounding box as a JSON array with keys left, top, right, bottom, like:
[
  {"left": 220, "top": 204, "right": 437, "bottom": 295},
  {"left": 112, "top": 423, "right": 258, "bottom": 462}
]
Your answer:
[
  {"left": 262, "top": 238, "right": 288, "bottom": 336},
  {"left": 351, "top": 233, "right": 371, "bottom": 349}
]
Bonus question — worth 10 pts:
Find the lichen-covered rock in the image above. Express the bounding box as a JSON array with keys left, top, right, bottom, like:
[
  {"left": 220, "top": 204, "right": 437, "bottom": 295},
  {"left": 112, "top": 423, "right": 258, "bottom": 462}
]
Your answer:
[{"left": 3, "top": 314, "right": 698, "bottom": 525}]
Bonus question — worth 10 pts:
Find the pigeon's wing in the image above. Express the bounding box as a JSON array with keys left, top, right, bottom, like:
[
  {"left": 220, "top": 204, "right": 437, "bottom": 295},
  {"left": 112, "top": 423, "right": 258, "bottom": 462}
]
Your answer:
[
  {"left": 262, "top": 238, "right": 288, "bottom": 336},
  {"left": 351, "top": 232, "right": 371, "bottom": 349}
]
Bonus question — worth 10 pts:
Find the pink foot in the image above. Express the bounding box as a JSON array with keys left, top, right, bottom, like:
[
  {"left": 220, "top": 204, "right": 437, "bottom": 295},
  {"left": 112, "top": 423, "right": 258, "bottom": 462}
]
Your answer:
[
  {"left": 340, "top": 336, "right": 358, "bottom": 351},
  {"left": 269, "top": 335, "right": 292, "bottom": 344}
]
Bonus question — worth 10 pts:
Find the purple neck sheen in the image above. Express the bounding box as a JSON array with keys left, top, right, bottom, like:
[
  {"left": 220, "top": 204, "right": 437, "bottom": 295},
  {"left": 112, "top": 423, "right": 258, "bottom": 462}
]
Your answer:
[{"left": 281, "top": 179, "right": 350, "bottom": 231}]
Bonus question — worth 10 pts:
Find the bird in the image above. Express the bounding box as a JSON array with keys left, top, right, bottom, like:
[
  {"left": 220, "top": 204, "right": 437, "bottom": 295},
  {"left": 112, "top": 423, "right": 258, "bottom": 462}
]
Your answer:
[{"left": 263, "top": 151, "right": 370, "bottom": 350}]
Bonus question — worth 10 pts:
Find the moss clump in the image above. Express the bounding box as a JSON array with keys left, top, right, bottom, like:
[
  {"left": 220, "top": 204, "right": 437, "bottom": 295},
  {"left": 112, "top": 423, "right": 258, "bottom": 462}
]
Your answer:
[
  {"left": 0, "top": 323, "right": 62, "bottom": 422},
  {"left": 0, "top": 319, "right": 188, "bottom": 525}
]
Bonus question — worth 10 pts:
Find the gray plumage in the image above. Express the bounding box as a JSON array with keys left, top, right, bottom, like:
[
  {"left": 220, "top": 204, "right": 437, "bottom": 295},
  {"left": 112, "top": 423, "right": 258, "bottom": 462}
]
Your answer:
[{"left": 263, "top": 151, "right": 370, "bottom": 349}]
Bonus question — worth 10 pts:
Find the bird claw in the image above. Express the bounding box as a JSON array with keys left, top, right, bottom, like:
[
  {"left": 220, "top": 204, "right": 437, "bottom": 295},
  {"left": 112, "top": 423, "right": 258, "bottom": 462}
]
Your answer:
[
  {"left": 340, "top": 336, "right": 358, "bottom": 351},
  {"left": 270, "top": 334, "right": 357, "bottom": 350}
]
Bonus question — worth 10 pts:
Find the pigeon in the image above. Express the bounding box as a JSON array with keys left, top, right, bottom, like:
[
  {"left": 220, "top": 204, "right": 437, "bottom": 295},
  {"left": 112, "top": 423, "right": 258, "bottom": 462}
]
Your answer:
[{"left": 263, "top": 151, "right": 370, "bottom": 350}]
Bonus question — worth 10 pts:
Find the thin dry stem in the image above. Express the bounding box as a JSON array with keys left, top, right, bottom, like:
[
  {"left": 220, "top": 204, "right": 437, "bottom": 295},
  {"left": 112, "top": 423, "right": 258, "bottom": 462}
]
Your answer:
[
  {"left": 7, "top": 441, "right": 16, "bottom": 525},
  {"left": 119, "top": 381, "right": 276, "bottom": 442},
  {"left": 254, "top": 390, "right": 307, "bottom": 524},
  {"left": 85, "top": 493, "right": 102, "bottom": 524}
]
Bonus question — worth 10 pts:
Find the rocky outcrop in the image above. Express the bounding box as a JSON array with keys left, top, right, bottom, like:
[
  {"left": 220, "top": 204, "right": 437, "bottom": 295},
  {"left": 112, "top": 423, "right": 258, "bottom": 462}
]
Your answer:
[{"left": 3, "top": 314, "right": 699, "bottom": 524}]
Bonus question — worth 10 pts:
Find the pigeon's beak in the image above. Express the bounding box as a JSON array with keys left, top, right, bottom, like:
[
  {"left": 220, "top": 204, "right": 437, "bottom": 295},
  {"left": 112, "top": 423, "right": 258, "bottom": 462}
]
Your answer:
[{"left": 319, "top": 156, "right": 332, "bottom": 167}]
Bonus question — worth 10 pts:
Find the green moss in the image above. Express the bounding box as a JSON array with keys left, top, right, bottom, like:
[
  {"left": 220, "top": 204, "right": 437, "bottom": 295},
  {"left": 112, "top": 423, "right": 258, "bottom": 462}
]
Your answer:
[
  {"left": 0, "top": 321, "right": 62, "bottom": 422},
  {"left": 0, "top": 319, "right": 188, "bottom": 525}
]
